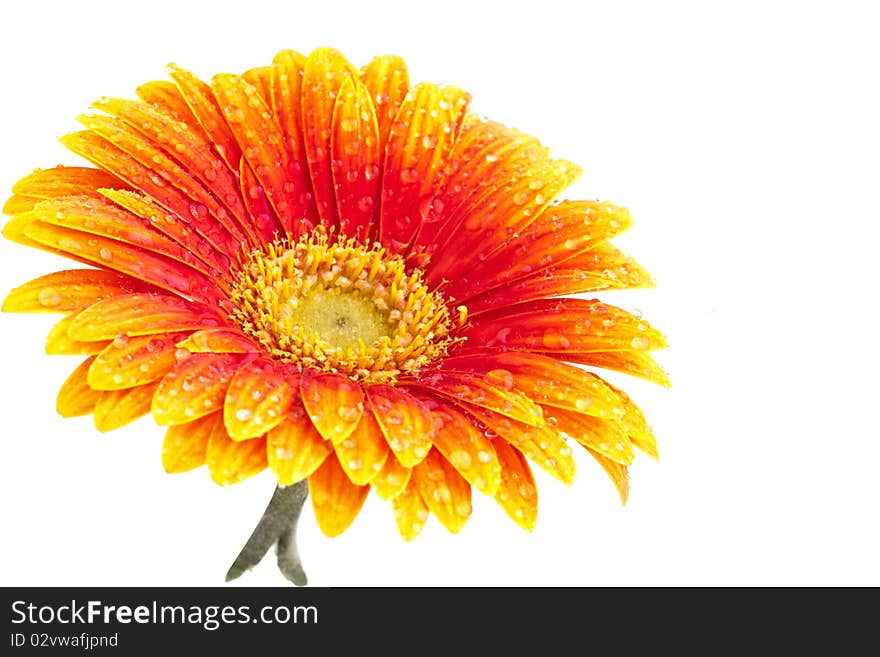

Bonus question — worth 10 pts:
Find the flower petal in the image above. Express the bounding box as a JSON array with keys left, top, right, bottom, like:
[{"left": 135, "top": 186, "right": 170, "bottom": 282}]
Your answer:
[
  {"left": 152, "top": 353, "right": 248, "bottom": 426},
  {"left": 239, "top": 159, "right": 284, "bottom": 243},
  {"left": 223, "top": 358, "right": 296, "bottom": 440},
  {"left": 492, "top": 438, "right": 538, "bottom": 531},
  {"left": 603, "top": 383, "right": 659, "bottom": 460},
  {"left": 359, "top": 55, "right": 409, "bottom": 159},
  {"left": 466, "top": 405, "right": 576, "bottom": 485},
  {"left": 175, "top": 328, "right": 260, "bottom": 354},
  {"left": 206, "top": 419, "right": 268, "bottom": 486},
  {"left": 543, "top": 406, "right": 634, "bottom": 466},
  {"left": 370, "top": 455, "right": 412, "bottom": 501},
  {"left": 88, "top": 332, "right": 188, "bottom": 390},
  {"left": 391, "top": 479, "right": 429, "bottom": 541},
  {"left": 242, "top": 66, "right": 273, "bottom": 104},
  {"left": 266, "top": 400, "right": 332, "bottom": 485},
  {"left": 46, "top": 314, "right": 110, "bottom": 355},
  {"left": 68, "top": 293, "right": 225, "bottom": 341},
  {"left": 136, "top": 80, "right": 208, "bottom": 138},
  {"left": 411, "top": 448, "right": 472, "bottom": 534},
  {"left": 211, "top": 73, "right": 302, "bottom": 237},
  {"left": 270, "top": 49, "right": 320, "bottom": 237},
  {"left": 583, "top": 446, "right": 630, "bottom": 505},
  {"left": 3, "top": 269, "right": 154, "bottom": 314},
  {"left": 300, "top": 372, "right": 364, "bottom": 444},
  {"left": 56, "top": 356, "right": 101, "bottom": 417},
  {"left": 301, "top": 48, "right": 359, "bottom": 229},
  {"left": 464, "top": 243, "right": 654, "bottom": 315},
  {"left": 19, "top": 218, "right": 225, "bottom": 305},
  {"left": 308, "top": 451, "right": 370, "bottom": 537},
  {"left": 331, "top": 77, "right": 381, "bottom": 241},
  {"left": 562, "top": 350, "right": 672, "bottom": 388},
  {"left": 366, "top": 384, "right": 433, "bottom": 467},
  {"left": 162, "top": 413, "right": 216, "bottom": 473},
  {"left": 91, "top": 96, "right": 251, "bottom": 243},
  {"left": 379, "top": 83, "right": 470, "bottom": 253},
  {"left": 409, "top": 370, "right": 543, "bottom": 426},
  {"left": 421, "top": 397, "right": 501, "bottom": 495},
  {"left": 93, "top": 382, "right": 158, "bottom": 431},
  {"left": 11, "top": 165, "right": 126, "bottom": 201},
  {"left": 166, "top": 63, "right": 242, "bottom": 171},
  {"left": 443, "top": 200, "right": 632, "bottom": 304},
  {"left": 461, "top": 298, "right": 667, "bottom": 354},
  {"left": 335, "top": 409, "right": 390, "bottom": 486},
  {"left": 440, "top": 352, "right": 624, "bottom": 419}
]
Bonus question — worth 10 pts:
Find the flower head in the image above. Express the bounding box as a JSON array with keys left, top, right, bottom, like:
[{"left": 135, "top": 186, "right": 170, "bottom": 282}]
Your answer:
[{"left": 2, "top": 48, "right": 667, "bottom": 576}]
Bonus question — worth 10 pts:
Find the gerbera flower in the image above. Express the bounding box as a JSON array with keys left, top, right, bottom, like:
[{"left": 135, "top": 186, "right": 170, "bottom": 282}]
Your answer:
[{"left": 2, "top": 47, "right": 667, "bottom": 584}]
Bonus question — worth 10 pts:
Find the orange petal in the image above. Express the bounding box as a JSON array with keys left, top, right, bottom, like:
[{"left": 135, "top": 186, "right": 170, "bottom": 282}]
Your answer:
[
  {"left": 223, "top": 358, "right": 296, "bottom": 440},
  {"left": 266, "top": 400, "right": 332, "bottom": 485},
  {"left": 563, "top": 349, "right": 672, "bottom": 388},
  {"left": 300, "top": 373, "right": 364, "bottom": 444},
  {"left": 301, "top": 48, "right": 358, "bottom": 228},
  {"left": 136, "top": 80, "right": 208, "bottom": 138},
  {"left": 492, "top": 438, "right": 538, "bottom": 530},
  {"left": 359, "top": 55, "right": 410, "bottom": 161},
  {"left": 11, "top": 165, "right": 126, "bottom": 200},
  {"left": 152, "top": 353, "right": 247, "bottom": 426},
  {"left": 91, "top": 96, "right": 250, "bottom": 243},
  {"left": 269, "top": 49, "right": 320, "bottom": 237},
  {"left": 444, "top": 200, "right": 632, "bottom": 303},
  {"left": 88, "top": 332, "right": 187, "bottom": 390},
  {"left": 20, "top": 218, "right": 224, "bottom": 305},
  {"left": 603, "top": 382, "right": 659, "bottom": 460},
  {"left": 425, "top": 157, "right": 581, "bottom": 285},
  {"left": 441, "top": 352, "right": 624, "bottom": 419},
  {"left": 465, "top": 243, "right": 653, "bottom": 314},
  {"left": 206, "top": 419, "right": 268, "bottom": 485},
  {"left": 308, "top": 451, "right": 370, "bottom": 537},
  {"left": 241, "top": 66, "right": 273, "bottom": 105},
  {"left": 411, "top": 449, "right": 472, "bottom": 534},
  {"left": 56, "top": 356, "right": 101, "bottom": 417},
  {"left": 335, "top": 409, "right": 390, "bottom": 486},
  {"left": 543, "top": 406, "right": 634, "bottom": 466},
  {"left": 391, "top": 479, "right": 430, "bottom": 541},
  {"left": 162, "top": 413, "right": 216, "bottom": 473},
  {"left": 3, "top": 269, "right": 153, "bottom": 314},
  {"left": 331, "top": 77, "right": 381, "bottom": 241},
  {"left": 46, "top": 314, "right": 110, "bottom": 355},
  {"left": 366, "top": 384, "right": 433, "bottom": 467},
  {"left": 409, "top": 370, "right": 543, "bottom": 426},
  {"left": 60, "top": 130, "right": 242, "bottom": 259},
  {"left": 99, "top": 188, "right": 233, "bottom": 275},
  {"left": 462, "top": 298, "right": 667, "bottom": 354},
  {"left": 93, "top": 382, "right": 158, "bottom": 432},
  {"left": 167, "top": 62, "right": 242, "bottom": 171},
  {"left": 3, "top": 195, "right": 41, "bottom": 214},
  {"left": 68, "top": 293, "right": 224, "bottom": 341},
  {"left": 211, "top": 73, "right": 301, "bottom": 236},
  {"left": 379, "top": 83, "right": 470, "bottom": 252},
  {"left": 370, "top": 454, "right": 412, "bottom": 501},
  {"left": 584, "top": 446, "right": 630, "bottom": 505},
  {"left": 175, "top": 328, "right": 260, "bottom": 354},
  {"left": 239, "top": 158, "right": 284, "bottom": 243},
  {"left": 422, "top": 398, "right": 501, "bottom": 495},
  {"left": 467, "top": 405, "right": 576, "bottom": 485}
]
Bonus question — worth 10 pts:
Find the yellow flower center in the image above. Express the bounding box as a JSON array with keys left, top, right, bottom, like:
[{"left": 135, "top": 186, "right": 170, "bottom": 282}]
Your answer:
[{"left": 229, "top": 230, "right": 457, "bottom": 383}]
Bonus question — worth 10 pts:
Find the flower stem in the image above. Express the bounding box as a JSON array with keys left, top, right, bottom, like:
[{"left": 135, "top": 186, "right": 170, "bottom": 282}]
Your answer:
[{"left": 225, "top": 481, "right": 309, "bottom": 586}]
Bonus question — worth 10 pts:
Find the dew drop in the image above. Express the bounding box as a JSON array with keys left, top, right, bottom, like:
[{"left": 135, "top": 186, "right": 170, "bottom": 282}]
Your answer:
[
  {"left": 98, "top": 248, "right": 114, "bottom": 261},
  {"left": 449, "top": 450, "right": 473, "bottom": 470},
  {"left": 37, "top": 288, "right": 62, "bottom": 307},
  {"left": 235, "top": 408, "right": 254, "bottom": 422},
  {"left": 630, "top": 335, "right": 651, "bottom": 349}
]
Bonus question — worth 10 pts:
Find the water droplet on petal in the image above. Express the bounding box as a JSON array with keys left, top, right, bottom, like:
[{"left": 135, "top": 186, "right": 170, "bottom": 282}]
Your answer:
[{"left": 37, "top": 288, "right": 62, "bottom": 307}]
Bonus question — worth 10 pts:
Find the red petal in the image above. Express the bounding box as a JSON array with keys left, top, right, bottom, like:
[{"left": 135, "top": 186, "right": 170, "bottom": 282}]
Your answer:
[
  {"left": 301, "top": 48, "right": 359, "bottom": 228},
  {"left": 331, "top": 77, "right": 381, "bottom": 241},
  {"left": 11, "top": 165, "right": 126, "bottom": 200},
  {"left": 3, "top": 269, "right": 154, "bottom": 313},
  {"left": 379, "top": 83, "right": 470, "bottom": 253},
  {"left": 359, "top": 55, "right": 410, "bottom": 160},
  {"left": 175, "top": 328, "right": 260, "bottom": 354},
  {"left": 88, "top": 332, "right": 188, "bottom": 390}
]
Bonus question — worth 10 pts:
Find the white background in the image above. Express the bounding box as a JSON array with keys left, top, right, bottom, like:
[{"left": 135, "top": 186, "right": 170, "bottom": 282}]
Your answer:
[{"left": 1, "top": 0, "right": 877, "bottom": 587}]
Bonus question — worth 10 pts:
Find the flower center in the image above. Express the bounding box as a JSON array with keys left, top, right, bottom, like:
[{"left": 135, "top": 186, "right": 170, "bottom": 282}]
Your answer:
[{"left": 229, "top": 231, "right": 456, "bottom": 383}]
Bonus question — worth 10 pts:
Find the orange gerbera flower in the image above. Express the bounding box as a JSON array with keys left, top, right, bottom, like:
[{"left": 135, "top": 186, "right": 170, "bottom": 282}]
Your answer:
[{"left": 2, "top": 48, "right": 668, "bottom": 584}]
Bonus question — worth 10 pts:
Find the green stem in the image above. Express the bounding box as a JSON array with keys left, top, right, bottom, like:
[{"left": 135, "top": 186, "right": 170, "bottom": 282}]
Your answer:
[{"left": 225, "top": 481, "right": 309, "bottom": 586}]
